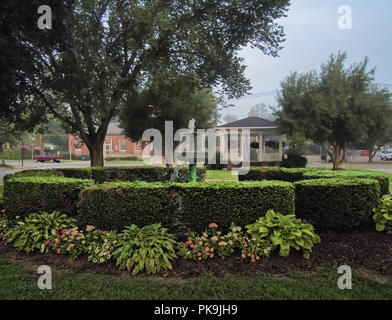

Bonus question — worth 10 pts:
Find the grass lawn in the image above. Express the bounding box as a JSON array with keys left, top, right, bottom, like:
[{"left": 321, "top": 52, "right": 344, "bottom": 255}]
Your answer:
[
  {"left": 0, "top": 254, "right": 391, "bottom": 300},
  {"left": 205, "top": 170, "right": 238, "bottom": 181}
]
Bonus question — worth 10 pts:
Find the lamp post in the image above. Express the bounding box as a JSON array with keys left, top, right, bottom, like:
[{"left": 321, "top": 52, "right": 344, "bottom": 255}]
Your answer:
[{"left": 188, "top": 119, "right": 197, "bottom": 182}]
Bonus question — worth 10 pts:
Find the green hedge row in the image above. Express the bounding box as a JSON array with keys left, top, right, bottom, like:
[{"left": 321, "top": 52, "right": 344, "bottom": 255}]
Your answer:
[
  {"left": 239, "top": 167, "right": 389, "bottom": 195},
  {"left": 4, "top": 176, "right": 94, "bottom": 219},
  {"left": 6, "top": 167, "right": 206, "bottom": 184},
  {"left": 294, "top": 178, "right": 381, "bottom": 231},
  {"left": 78, "top": 181, "right": 295, "bottom": 234},
  {"left": 90, "top": 166, "right": 206, "bottom": 184}
]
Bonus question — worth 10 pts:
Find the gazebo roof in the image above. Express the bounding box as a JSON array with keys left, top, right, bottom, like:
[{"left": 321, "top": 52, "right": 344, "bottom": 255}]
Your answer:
[{"left": 217, "top": 116, "right": 277, "bottom": 128}]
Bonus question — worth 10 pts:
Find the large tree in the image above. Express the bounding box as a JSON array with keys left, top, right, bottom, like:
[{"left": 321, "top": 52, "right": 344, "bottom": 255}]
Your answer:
[
  {"left": 17, "top": 0, "right": 290, "bottom": 166},
  {"left": 0, "top": 0, "right": 71, "bottom": 125},
  {"left": 276, "top": 52, "right": 380, "bottom": 170}
]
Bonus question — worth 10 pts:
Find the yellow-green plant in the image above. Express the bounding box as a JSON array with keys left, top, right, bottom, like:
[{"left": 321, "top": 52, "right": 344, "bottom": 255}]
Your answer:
[
  {"left": 5, "top": 211, "right": 76, "bottom": 253},
  {"left": 114, "top": 224, "right": 177, "bottom": 275},
  {"left": 373, "top": 196, "right": 392, "bottom": 232},
  {"left": 245, "top": 210, "right": 321, "bottom": 259}
]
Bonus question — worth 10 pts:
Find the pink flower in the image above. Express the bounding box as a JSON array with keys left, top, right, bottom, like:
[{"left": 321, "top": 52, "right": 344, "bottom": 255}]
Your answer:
[
  {"left": 45, "top": 240, "right": 51, "bottom": 245},
  {"left": 53, "top": 244, "right": 58, "bottom": 248},
  {"left": 192, "top": 249, "right": 197, "bottom": 253},
  {"left": 54, "top": 233, "right": 58, "bottom": 237},
  {"left": 195, "top": 239, "right": 199, "bottom": 244},
  {"left": 56, "top": 249, "right": 61, "bottom": 254},
  {"left": 185, "top": 240, "right": 192, "bottom": 245},
  {"left": 208, "top": 223, "right": 218, "bottom": 229}
]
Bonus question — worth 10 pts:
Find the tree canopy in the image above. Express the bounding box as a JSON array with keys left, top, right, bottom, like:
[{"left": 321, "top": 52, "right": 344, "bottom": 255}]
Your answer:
[
  {"left": 276, "top": 52, "right": 391, "bottom": 169},
  {"left": 11, "top": 0, "right": 290, "bottom": 166}
]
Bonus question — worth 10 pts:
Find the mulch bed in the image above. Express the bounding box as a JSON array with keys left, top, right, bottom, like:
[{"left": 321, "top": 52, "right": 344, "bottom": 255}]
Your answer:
[{"left": 1, "top": 231, "right": 391, "bottom": 278}]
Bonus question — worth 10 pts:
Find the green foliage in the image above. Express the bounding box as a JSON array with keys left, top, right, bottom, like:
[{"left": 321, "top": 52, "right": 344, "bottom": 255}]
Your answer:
[
  {"left": 113, "top": 224, "right": 177, "bottom": 275},
  {"left": 276, "top": 52, "right": 391, "bottom": 169},
  {"left": 239, "top": 167, "right": 389, "bottom": 196},
  {"left": 78, "top": 181, "right": 295, "bottom": 234},
  {"left": 4, "top": 176, "right": 94, "bottom": 219},
  {"left": 281, "top": 151, "right": 308, "bottom": 168},
  {"left": 4, "top": 212, "right": 76, "bottom": 253},
  {"left": 372, "top": 196, "right": 392, "bottom": 232},
  {"left": 245, "top": 210, "right": 321, "bottom": 259},
  {"left": 120, "top": 73, "right": 220, "bottom": 143},
  {"left": 178, "top": 223, "right": 272, "bottom": 262},
  {"left": 174, "top": 181, "right": 295, "bottom": 234},
  {"left": 58, "top": 168, "right": 93, "bottom": 179},
  {"left": 78, "top": 182, "right": 177, "bottom": 231},
  {"left": 48, "top": 226, "right": 87, "bottom": 259},
  {"left": 84, "top": 227, "right": 119, "bottom": 264},
  {"left": 23, "top": 0, "right": 289, "bottom": 166},
  {"left": 105, "top": 156, "right": 139, "bottom": 161},
  {"left": 90, "top": 166, "right": 205, "bottom": 184},
  {"left": 294, "top": 178, "right": 381, "bottom": 231},
  {"left": 238, "top": 167, "right": 308, "bottom": 182}
]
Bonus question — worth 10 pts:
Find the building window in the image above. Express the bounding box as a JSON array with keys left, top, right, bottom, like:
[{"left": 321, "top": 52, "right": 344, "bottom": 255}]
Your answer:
[
  {"left": 120, "top": 139, "right": 127, "bottom": 152},
  {"left": 104, "top": 138, "right": 112, "bottom": 155}
]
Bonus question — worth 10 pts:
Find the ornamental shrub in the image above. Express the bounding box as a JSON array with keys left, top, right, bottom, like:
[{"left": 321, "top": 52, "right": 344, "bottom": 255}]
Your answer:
[
  {"left": 294, "top": 178, "right": 381, "bottom": 231},
  {"left": 113, "top": 223, "right": 177, "bottom": 275},
  {"left": 245, "top": 210, "right": 321, "bottom": 259},
  {"left": 77, "top": 181, "right": 295, "bottom": 234},
  {"left": 4, "top": 211, "right": 76, "bottom": 253},
  {"left": 90, "top": 166, "right": 206, "bottom": 184},
  {"left": 174, "top": 181, "right": 295, "bottom": 233},
  {"left": 4, "top": 176, "right": 94, "bottom": 219},
  {"left": 372, "top": 195, "right": 392, "bottom": 232}
]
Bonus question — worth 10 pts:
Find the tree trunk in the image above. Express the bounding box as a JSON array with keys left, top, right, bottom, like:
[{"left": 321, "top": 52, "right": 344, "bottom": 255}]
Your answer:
[
  {"left": 0, "top": 144, "right": 5, "bottom": 165},
  {"left": 329, "top": 144, "right": 346, "bottom": 170},
  {"left": 89, "top": 141, "right": 104, "bottom": 167}
]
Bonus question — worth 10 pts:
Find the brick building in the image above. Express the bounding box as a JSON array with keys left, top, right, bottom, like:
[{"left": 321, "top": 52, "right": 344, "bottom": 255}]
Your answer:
[{"left": 68, "top": 122, "right": 142, "bottom": 158}]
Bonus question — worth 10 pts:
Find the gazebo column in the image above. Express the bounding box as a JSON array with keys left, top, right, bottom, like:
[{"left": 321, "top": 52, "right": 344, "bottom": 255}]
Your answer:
[{"left": 258, "top": 133, "right": 263, "bottom": 161}]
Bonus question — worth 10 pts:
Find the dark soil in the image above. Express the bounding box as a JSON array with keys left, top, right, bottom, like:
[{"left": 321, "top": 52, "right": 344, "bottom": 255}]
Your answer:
[{"left": 1, "top": 231, "right": 391, "bottom": 278}]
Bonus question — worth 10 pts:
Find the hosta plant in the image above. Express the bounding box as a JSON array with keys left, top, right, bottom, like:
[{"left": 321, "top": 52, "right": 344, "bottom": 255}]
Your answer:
[
  {"left": 113, "top": 223, "right": 177, "bottom": 275},
  {"left": 373, "top": 195, "right": 392, "bottom": 232},
  {"left": 245, "top": 210, "right": 321, "bottom": 259},
  {"left": 5, "top": 211, "right": 76, "bottom": 253}
]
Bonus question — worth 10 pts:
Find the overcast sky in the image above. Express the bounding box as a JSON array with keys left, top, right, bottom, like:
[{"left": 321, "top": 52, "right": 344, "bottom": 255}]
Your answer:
[{"left": 221, "top": 0, "right": 392, "bottom": 122}]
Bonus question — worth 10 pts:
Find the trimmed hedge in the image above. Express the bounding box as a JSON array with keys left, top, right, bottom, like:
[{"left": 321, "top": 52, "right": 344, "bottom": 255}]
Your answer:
[
  {"left": 78, "top": 181, "right": 295, "bottom": 234},
  {"left": 239, "top": 167, "right": 389, "bottom": 195},
  {"left": 78, "top": 182, "right": 177, "bottom": 231},
  {"left": 90, "top": 166, "right": 206, "bottom": 184},
  {"left": 6, "top": 167, "right": 206, "bottom": 184},
  {"left": 173, "top": 181, "right": 295, "bottom": 234},
  {"left": 4, "top": 176, "right": 94, "bottom": 219},
  {"left": 294, "top": 178, "right": 381, "bottom": 231},
  {"left": 302, "top": 170, "right": 390, "bottom": 195},
  {"left": 238, "top": 167, "right": 308, "bottom": 182},
  {"left": 58, "top": 168, "right": 93, "bottom": 179}
]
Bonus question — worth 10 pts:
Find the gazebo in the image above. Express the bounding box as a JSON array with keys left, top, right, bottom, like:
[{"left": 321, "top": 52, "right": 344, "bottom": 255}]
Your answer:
[{"left": 215, "top": 116, "right": 284, "bottom": 164}]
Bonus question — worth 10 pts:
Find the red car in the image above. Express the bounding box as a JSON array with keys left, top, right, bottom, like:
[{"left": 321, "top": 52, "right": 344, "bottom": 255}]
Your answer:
[{"left": 33, "top": 154, "right": 64, "bottom": 163}]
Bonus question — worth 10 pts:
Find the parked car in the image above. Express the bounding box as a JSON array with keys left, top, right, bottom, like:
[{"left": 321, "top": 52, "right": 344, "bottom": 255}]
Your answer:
[
  {"left": 380, "top": 150, "right": 392, "bottom": 161},
  {"left": 33, "top": 153, "right": 64, "bottom": 163}
]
